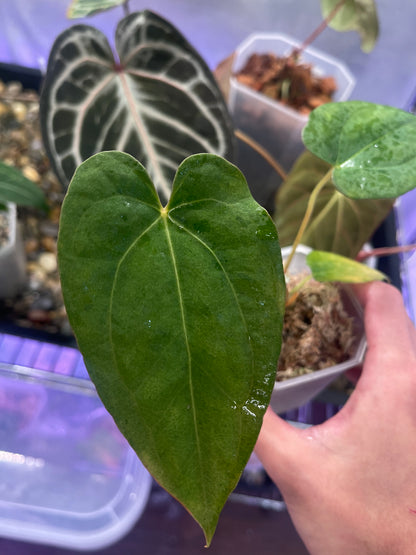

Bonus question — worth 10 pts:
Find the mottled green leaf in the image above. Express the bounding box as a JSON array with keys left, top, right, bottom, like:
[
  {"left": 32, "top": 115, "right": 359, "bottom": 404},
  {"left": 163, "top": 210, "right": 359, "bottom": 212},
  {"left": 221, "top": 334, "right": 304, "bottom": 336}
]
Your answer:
[
  {"left": 0, "top": 161, "right": 48, "bottom": 211},
  {"left": 274, "top": 151, "right": 394, "bottom": 258},
  {"left": 307, "top": 250, "right": 386, "bottom": 282},
  {"left": 67, "top": 0, "right": 126, "bottom": 18},
  {"left": 58, "top": 151, "right": 285, "bottom": 545},
  {"left": 302, "top": 101, "right": 416, "bottom": 200},
  {"left": 321, "top": 0, "right": 379, "bottom": 52}
]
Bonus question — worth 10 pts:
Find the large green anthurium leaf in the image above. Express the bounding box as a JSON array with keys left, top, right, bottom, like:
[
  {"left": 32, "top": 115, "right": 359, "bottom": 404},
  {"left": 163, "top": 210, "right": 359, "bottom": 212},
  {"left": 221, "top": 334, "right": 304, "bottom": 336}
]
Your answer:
[
  {"left": 307, "top": 250, "right": 386, "bottom": 283},
  {"left": 302, "top": 101, "right": 416, "bottom": 200},
  {"left": 274, "top": 151, "right": 394, "bottom": 258},
  {"left": 67, "top": 0, "right": 126, "bottom": 18},
  {"left": 320, "top": 0, "right": 379, "bottom": 52},
  {"left": 57, "top": 151, "right": 285, "bottom": 545},
  {"left": 40, "top": 10, "right": 235, "bottom": 202},
  {"left": 0, "top": 161, "right": 48, "bottom": 211}
]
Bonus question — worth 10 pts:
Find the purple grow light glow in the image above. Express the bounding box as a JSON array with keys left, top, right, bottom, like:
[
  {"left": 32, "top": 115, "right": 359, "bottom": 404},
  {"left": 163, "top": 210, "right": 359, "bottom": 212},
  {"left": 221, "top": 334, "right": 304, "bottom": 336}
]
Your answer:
[
  {"left": 0, "top": 333, "right": 88, "bottom": 379},
  {"left": 396, "top": 189, "right": 416, "bottom": 324}
]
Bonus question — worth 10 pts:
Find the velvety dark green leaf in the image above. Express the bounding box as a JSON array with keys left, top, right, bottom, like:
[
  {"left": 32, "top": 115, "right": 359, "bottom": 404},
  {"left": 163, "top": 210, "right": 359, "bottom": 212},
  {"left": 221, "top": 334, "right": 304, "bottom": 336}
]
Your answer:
[
  {"left": 0, "top": 161, "right": 48, "bottom": 211},
  {"left": 58, "top": 151, "right": 285, "bottom": 545},
  {"left": 67, "top": 0, "right": 125, "bottom": 18},
  {"left": 320, "top": 0, "right": 379, "bottom": 52},
  {"left": 307, "top": 250, "right": 386, "bottom": 282},
  {"left": 274, "top": 151, "right": 394, "bottom": 258},
  {"left": 40, "top": 10, "right": 235, "bottom": 202},
  {"left": 302, "top": 101, "right": 416, "bottom": 200}
]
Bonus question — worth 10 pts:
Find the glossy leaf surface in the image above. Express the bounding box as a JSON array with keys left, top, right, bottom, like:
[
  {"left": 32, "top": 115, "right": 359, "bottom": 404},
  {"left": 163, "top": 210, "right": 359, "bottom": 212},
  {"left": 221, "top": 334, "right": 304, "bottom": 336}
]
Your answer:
[
  {"left": 307, "top": 250, "right": 386, "bottom": 282},
  {"left": 67, "top": 0, "right": 125, "bottom": 18},
  {"left": 274, "top": 151, "right": 393, "bottom": 258},
  {"left": 58, "top": 151, "right": 285, "bottom": 545},
  {"left": 320, "top": 0, "right": 379, "bottom": 52},
  {"left": 0, "top": 161, "right": 48, "bottom": 211},
  {"left": 40, "top": 10, "right": 234, "bottom": 202},
  {"left": 303, "top": 101, "right": 416, "bottom": 200}
]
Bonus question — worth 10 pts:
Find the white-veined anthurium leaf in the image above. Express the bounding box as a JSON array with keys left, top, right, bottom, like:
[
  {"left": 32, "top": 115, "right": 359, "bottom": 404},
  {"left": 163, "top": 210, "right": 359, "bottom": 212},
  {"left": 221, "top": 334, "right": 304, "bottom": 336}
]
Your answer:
[
  {"left": 57, "top": 151, "right": 285, "bottom": 545},
  {"left": 40, "top": 10, "right": 235, "bottom": 203}
]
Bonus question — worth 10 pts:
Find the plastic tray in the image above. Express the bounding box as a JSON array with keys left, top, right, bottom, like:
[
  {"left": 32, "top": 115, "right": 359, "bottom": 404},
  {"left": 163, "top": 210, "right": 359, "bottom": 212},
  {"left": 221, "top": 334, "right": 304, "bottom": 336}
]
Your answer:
[{"left": 0, "top": 334, "right": 152, "bottom": 551}]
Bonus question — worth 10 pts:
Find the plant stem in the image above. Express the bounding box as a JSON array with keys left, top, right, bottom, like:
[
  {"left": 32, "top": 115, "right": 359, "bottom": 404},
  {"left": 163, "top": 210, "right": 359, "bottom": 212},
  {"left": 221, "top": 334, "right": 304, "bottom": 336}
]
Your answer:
[
  {"left": 294, "top": 0, "right": 348, "bottom": 58},
  {"left": 356, "top": 243, "right": 416, "bottom": 262},
  {"left": 283, "top": 168, "right": 333, "bottom": 273},
  {"left": 286, "top": 274, "right": 312, "bottom": 307},
  {"left": 122, "top": 0, "right": 130, "bottom": 16},
  {"left": 234, "top": 129, "right": 287, "bottom": 181}
]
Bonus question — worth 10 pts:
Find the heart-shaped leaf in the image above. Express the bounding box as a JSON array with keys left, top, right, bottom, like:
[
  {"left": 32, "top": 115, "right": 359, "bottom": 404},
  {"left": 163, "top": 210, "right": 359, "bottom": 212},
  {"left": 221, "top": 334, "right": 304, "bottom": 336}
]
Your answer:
[
  {"left": 40, "top": 10, "right": 235, "bottom": 203},
  {"left": 302, "top": 101, "right": 416, "bottom": 200},
  {"left": 307, "top": 250, "right": 386, "bottom": 282},
  {"left": 58, "top": 151, "right": 285, "bottom": 545},
  {"left": 0, "top": 161, "right": 48, "bottom": 211},
  {"left": 274, "top": 151, "right": 394, "bottom": 258},
  {"left": 320, "top": 0, "right": 379, "bottom": 52}
]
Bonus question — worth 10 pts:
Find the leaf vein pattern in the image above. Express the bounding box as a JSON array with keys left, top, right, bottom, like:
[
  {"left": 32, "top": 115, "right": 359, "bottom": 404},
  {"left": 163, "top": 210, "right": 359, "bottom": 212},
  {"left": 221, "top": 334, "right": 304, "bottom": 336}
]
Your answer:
[
  {"left": 105, "top": 213, "right": 166, "bottom": 469},
  {"left": 108, "top": 215, "right": 161, "bottom": 389},
  {"left": 168, "top": 213, "right": 254, "bottom": 454},
  {"left": 161, "top": 215, "right": 207, "bottom": 507}
]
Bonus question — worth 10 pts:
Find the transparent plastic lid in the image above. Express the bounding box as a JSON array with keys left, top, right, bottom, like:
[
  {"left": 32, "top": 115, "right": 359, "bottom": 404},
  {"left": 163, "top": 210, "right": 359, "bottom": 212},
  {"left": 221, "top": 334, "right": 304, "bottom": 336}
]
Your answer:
[{"left": 0, "top": 360, "right": 152, "bottom": 551}]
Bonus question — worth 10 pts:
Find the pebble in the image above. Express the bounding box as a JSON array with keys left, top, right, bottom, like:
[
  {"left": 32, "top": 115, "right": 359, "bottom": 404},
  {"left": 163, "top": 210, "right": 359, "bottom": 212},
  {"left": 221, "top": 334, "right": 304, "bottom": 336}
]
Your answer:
[
  {"left": 24, "top": 238, "right": 40, "bottom": 255},
  {"left": 22, "top": 165, "right": 41, "bottom": 183},
  {"left": 38, "top": 252, "right": 57, "bottom": 274},
  {"left": 11, "top": 102, "right": 27, "bottom": 122},
  {"left": 41, "top": 236, "right": 56, "bottom": 253}
]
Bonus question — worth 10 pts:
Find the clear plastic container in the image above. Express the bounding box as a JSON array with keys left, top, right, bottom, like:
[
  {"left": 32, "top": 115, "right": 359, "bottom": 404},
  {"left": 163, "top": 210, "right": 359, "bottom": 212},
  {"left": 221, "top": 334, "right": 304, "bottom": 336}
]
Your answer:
[
  {"left": 0, "top": 358, "right": 152, "bottom": 551},
  {"left": 228, "top": 33, "right": 355, "bottom": 208}
]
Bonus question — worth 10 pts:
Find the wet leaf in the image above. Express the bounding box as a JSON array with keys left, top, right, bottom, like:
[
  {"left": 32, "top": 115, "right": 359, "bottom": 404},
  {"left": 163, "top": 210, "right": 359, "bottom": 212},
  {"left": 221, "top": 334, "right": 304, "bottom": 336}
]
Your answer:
[
  {"left": 0, "top": 161, "right": 48, "bottom": 211},
  {"left": 40, "top": 10, "right": 235, "bottom": 202},
  {"left": 67, "top": 0, "right": 125, "bottom": 18},
  {"left": 307, "top": 250, "right": 386, "bottom": 282},
  {"left": 302, "top": 101, "right": 416, "bottom": 199},
  {"left": 274, "top": 151, "right": 393, "bottom": 258},
  {"left": 58, "top": 151, "right": 285, "bottom": 545},
  {"left": 320, "top": 0, "right": 379, "bottom": 52}
]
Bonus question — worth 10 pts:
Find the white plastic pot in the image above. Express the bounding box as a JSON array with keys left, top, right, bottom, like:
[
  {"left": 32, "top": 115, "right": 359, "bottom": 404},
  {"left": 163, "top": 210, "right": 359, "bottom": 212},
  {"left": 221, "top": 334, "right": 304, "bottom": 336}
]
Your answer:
[
  {"left": 0, "top": 203, "right": 26, "bottom": 298},
  {"left": 270, "top": 245, "right": 366, "bottom": 414}
]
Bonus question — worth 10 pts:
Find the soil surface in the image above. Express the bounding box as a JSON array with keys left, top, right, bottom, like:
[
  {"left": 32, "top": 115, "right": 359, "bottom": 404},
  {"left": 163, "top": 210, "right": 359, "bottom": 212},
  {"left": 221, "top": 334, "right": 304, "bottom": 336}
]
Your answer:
[
  {"left": 277, "top": 274, "right": 355, "bottom": 380},
  {"left": 234, "top": 52, "right": 337, "bottom": 114}
]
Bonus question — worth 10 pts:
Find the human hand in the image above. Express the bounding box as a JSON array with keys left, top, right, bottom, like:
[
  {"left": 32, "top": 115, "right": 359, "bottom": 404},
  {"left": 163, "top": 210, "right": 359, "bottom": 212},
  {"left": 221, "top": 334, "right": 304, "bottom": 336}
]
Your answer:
[{"left": 255, "top": 281, "right": 416, "bottom": 555}]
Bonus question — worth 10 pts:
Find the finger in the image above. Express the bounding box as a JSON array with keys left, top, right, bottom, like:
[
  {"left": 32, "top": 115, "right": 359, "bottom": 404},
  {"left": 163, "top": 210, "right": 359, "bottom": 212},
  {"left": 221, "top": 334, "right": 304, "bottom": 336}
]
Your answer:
[
  {"left": 255, "top": 407, "right": 306, "bottom": 485},
  {"left": 407, "top": 317, "right": 416, "bottom": 356},
  {"left": 352, "top": 281, "right": 415, "bottom": 358}
]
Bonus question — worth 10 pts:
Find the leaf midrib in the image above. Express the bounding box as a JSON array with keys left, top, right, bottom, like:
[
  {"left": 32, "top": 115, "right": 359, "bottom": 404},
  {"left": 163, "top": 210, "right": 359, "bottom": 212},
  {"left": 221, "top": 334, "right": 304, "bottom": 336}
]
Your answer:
[{"left": 161, "top": 212, "right": 207, "bottom": 508}]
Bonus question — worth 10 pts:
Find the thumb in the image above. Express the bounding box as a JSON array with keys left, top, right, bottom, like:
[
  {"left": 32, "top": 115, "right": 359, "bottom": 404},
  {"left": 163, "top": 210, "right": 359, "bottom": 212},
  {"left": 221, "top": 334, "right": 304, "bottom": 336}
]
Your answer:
[{"left": 255, "top": 407, "right": 309, "bottom": 487}]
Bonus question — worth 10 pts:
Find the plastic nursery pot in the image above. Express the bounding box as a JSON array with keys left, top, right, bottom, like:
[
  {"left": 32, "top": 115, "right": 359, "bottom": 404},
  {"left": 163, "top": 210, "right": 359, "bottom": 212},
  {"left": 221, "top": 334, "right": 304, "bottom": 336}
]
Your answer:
[
  {"left": 0, "top": 358, "right": 152, "bottom": 551},
  {"left": 0, "top": 203, "right": 26, "bottom": 299},
  {"left": 270, "top": 245, "right": 366, "bottom": 414},
  {"left": 228, "top": 33, "right": 355, "bottom": 208}
]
